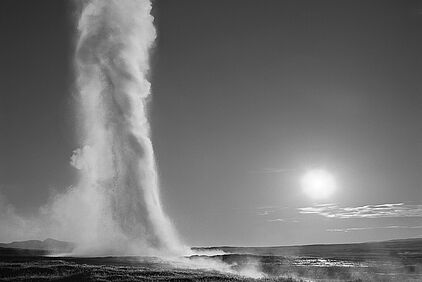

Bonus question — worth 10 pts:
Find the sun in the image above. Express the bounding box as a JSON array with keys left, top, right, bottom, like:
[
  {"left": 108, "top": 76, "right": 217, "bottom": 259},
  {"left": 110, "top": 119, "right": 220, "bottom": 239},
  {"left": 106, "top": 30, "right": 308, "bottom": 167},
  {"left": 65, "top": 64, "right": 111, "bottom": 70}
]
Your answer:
[{"left": 301, "top": 169, "right": 337, "bottom": 200}]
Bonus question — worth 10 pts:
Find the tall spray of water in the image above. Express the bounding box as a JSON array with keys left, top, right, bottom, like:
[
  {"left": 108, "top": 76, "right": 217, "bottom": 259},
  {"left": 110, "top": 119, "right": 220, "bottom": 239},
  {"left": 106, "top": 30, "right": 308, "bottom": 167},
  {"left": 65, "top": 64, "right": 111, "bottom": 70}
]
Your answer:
[
  {"left": 0, "top": 2, "right": 263, "bottom": 276},
  {"left": 70, "top": 0, "right": 184, "bottom": 255}
]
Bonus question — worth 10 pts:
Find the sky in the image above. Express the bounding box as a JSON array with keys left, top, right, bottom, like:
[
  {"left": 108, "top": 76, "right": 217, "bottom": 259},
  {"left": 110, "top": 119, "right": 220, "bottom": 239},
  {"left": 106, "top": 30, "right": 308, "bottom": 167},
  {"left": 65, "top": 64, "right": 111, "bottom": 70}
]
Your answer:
[{"left": 1, "top": 0, "right": 422, "bottom": 247}]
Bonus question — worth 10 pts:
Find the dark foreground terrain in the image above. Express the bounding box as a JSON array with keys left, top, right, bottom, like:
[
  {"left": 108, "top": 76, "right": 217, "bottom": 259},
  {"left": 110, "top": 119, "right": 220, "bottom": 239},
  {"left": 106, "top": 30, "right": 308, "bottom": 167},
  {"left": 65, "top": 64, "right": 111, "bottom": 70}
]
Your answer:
[{"left": 1, "top": 238, "right": 422, "bottom": 281}]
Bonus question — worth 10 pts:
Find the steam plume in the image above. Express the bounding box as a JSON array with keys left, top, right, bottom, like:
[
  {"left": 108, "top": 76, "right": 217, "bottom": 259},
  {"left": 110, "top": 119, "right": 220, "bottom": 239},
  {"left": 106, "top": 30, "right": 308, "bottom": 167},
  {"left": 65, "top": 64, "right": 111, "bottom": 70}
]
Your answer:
[
  {"left": 70, "top": 0, "right": 184, "bottom": 255},
  {"left": 0, "top": 1, "right": 264, "bottom": 277}
]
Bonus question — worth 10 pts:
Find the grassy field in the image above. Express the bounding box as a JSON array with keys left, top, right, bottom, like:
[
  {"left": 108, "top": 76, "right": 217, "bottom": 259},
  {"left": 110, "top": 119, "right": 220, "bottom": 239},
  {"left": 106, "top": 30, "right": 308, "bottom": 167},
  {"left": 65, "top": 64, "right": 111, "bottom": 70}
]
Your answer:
[
  {"left": 1, "top": 238, "right": 422, "bottom": 281},
  {"left": 0, "top": 256, "right": 296, "bottom": 282}
]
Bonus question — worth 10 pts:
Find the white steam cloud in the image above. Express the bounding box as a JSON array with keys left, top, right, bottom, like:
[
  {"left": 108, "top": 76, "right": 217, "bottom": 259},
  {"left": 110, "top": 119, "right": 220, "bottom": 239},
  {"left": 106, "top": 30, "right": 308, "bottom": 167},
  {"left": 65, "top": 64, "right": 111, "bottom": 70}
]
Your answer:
[
  {"left": 0, "top": 0, "right": 186, "bottom": 257},
  {"left": 0, "top": 0, "right": 264, "bottom": 278},
  {"left": 68, "top": 0, "right": 186, "bottom": 255}
]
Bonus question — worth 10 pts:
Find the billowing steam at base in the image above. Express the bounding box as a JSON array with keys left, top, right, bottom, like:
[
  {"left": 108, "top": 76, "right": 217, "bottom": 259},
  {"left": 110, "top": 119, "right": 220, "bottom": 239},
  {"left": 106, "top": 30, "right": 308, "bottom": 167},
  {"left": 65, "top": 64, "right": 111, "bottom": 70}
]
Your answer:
[{"left": 69, "top": 0, "right": 184, "bottom": 256}]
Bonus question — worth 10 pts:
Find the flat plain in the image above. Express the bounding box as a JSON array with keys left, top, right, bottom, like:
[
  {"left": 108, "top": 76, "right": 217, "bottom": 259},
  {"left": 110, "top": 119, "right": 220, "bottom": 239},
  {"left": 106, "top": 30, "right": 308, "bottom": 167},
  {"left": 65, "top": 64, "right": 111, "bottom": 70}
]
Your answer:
[{"left": 1, "top": 238, "right": 422, "bottom": 281}]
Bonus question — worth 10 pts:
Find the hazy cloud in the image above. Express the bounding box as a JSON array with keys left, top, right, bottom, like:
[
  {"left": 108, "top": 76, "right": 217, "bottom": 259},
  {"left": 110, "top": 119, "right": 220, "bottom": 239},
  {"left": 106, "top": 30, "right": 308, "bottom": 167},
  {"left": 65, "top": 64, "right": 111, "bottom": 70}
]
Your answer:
[
  {"left": 299, "top": 203, "right": 422, "bottom": 218},
  {"left": 327, "top": 225, "right": 422, "bottom": 232},
  {"left": 255, "top": 206, "right": 288, "bottom": 217},
  {"left": 258, "top": 210, "right": 271, "bottom": 216},
  {"left": 267, "top": 218, "right": 285, "bottom": 222}
]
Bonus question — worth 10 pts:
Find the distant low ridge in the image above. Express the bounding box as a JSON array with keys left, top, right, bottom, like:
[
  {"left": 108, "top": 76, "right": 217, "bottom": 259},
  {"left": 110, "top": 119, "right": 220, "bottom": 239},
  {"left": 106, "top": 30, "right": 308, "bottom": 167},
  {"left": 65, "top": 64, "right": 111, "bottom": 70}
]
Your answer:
[
  {"left": 193, "top": 237, "right": 422, "bottom": 261},
  {"left": 0, "top": 238, "right": 74, "bottom": 255},
  {"left": 2, "top": 237, "right": 422, "bottom": 260}
]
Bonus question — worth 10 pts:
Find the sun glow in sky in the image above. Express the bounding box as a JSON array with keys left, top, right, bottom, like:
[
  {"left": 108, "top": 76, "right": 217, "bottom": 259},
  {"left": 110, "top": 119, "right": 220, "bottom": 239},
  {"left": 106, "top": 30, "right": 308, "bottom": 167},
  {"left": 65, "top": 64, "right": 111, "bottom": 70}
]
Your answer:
[{"left": 301, "top": 169, "right": 337, "bottom": 200}]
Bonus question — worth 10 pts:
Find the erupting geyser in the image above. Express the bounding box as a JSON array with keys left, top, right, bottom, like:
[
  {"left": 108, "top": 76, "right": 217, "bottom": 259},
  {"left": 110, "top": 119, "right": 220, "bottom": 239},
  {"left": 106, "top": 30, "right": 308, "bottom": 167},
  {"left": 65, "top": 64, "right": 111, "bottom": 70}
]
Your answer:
[{"left": 70, "top": 0, "right": 184, "bottom": 255}]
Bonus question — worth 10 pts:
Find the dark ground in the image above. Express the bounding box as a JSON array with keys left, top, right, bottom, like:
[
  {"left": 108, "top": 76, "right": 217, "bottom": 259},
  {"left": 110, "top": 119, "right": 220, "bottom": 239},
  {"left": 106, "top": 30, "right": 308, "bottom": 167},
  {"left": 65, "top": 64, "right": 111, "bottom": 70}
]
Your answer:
[{"left": 1, "top": 238, "right": 422, "bottom": 281}]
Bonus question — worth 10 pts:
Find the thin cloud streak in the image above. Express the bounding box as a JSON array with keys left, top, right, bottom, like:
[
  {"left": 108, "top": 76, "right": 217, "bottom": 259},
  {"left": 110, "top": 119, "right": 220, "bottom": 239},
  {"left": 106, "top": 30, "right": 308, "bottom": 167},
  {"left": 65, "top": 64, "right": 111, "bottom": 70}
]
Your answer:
[
  {"left": 267, "top": 219, "right": 285, "bottom": 222},
  {"left": 299, "top": 203, "right": 422, "bottom": 219},
  {"left": 327, "top": 225, "right": 422, "bottom": 232},
  {"left": 255, "top": 206, "right": 288, "bottom": 216}
]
